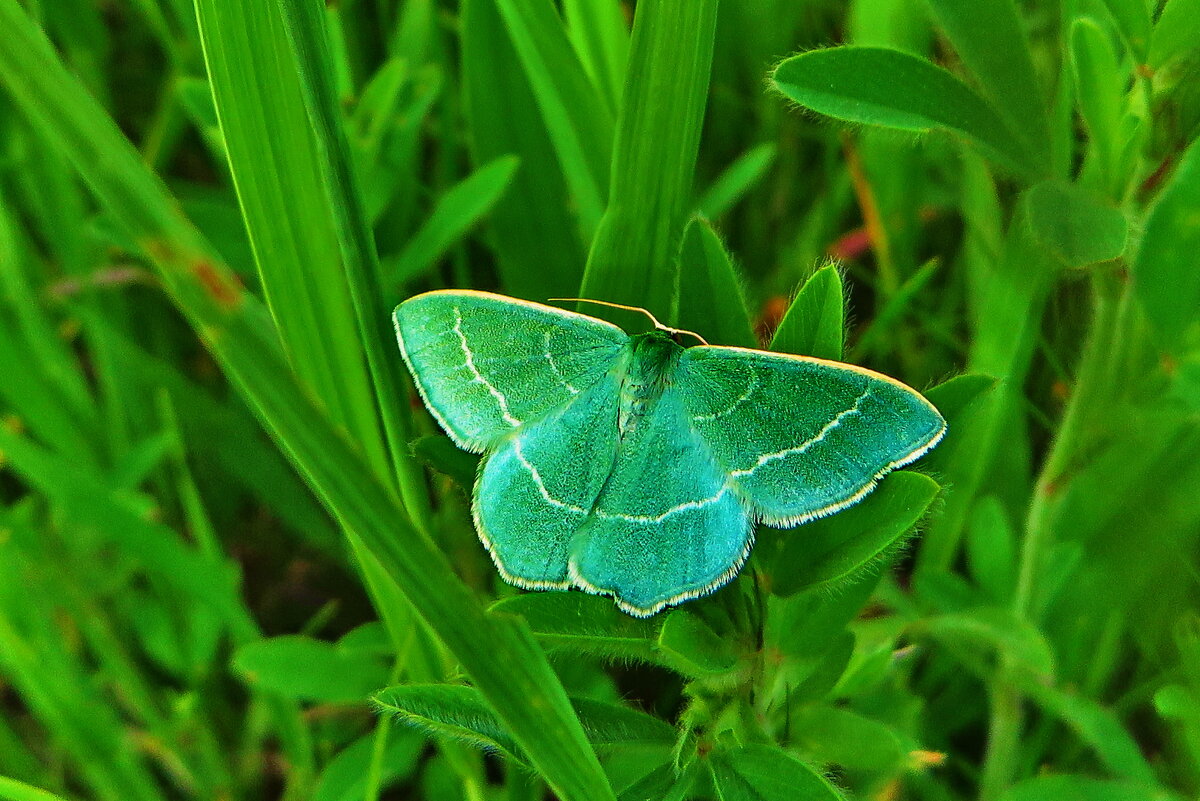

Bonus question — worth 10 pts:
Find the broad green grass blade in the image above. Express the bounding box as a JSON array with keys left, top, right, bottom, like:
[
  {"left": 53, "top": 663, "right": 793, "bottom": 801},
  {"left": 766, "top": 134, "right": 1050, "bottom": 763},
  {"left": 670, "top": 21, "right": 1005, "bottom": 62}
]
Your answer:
[
  {"left": 193, "top": 0, "right": 386, "bottom": 474},
  {"left": 580, "top": 0, "right": 719, "bottom": 322},
  {"left": 0, "top": 6, "right": 614, "bottom": 800},
  {"left": 924, "top": 0, "right": 1053, "bottom": 175},
  {"left": 460, "top": 0, "right": 588, "bottom": 299},
  {"left": 772, "top": 47, "right": 1037, "bottom": 178},
  {"left": 193, "top": 0, "right": 426, "bottom": 668},
  {"left": 492, "top": 0, "right": 614, "bottom": 238}
]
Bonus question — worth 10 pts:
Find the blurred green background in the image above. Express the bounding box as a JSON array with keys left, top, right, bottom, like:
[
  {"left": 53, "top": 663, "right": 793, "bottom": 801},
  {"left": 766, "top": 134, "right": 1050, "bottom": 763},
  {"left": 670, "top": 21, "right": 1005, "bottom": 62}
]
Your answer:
[{"left": 1, "top": 0, "right": 1199, "bottom": 799}]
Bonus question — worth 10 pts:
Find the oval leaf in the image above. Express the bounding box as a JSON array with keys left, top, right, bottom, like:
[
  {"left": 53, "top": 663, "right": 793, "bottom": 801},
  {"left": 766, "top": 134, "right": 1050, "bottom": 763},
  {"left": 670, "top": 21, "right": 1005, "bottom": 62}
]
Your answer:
[
  {"left": 234, "top": 635, "right": 391, "bottom": 703},
  {"left": 773, "top": 46, "right": 1035, "bottom": 177},
  {"left": 710, "top": 744, "right": 846, "bottom": 800}
]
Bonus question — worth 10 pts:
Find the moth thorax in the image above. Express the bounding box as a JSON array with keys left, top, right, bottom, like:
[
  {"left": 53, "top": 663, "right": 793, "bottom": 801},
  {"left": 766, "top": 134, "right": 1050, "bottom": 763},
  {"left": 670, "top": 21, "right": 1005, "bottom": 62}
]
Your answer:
[{"left": 617, "top": 334, "right": 681, "bottom": 437}]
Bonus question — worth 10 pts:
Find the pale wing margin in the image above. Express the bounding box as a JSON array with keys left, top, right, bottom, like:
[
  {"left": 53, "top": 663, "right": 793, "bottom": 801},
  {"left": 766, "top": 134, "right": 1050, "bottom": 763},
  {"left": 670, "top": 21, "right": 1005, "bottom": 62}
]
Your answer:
[
  {"left": 675, "top": 345, "right": 946, "bottom": 526},
  {"left": 394, "top": 290, "right": 629, "bottom": 452}
]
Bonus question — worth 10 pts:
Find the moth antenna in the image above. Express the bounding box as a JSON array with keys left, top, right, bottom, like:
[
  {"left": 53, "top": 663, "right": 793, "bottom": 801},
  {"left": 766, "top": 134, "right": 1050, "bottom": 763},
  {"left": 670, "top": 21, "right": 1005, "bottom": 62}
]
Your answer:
[{"left": 548, "top": 297, "right": 710, "bottom": 346}]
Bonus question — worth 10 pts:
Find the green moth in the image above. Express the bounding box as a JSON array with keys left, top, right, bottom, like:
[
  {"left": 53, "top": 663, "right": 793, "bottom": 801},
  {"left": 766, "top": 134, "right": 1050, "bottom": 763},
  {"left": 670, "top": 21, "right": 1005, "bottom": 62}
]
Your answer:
[{"left": 394, "top": 290, "right": 945, "bottom": 617}]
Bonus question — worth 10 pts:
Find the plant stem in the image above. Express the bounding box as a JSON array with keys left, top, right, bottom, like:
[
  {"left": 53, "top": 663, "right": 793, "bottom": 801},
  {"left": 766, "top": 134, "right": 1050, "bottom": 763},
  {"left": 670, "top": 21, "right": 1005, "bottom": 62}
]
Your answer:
[{"left": 979, "top": 269, "right": 1124, "bottom": 801}]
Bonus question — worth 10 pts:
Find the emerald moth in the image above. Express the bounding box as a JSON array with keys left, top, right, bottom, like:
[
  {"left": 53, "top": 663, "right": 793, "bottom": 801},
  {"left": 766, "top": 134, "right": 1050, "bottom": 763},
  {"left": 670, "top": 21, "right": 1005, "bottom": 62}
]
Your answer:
[{"left": 394, "top": 290, "right": 945, "bottom": 616}]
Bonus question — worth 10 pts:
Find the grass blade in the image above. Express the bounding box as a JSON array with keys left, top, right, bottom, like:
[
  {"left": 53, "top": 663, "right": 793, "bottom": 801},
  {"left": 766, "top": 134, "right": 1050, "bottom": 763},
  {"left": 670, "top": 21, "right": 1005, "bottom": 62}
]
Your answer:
[
  {"left": 460, "top": 0, "right": 588, "bottom": 299},
  {"left": 580, "top": 0, "right": 719, "bottom": 322},
  {"left": 492, "top": 0, "right": 614, "bottom": 238},
  {"left": 382, "top": 155, "right": 519, "bottom": 288}
]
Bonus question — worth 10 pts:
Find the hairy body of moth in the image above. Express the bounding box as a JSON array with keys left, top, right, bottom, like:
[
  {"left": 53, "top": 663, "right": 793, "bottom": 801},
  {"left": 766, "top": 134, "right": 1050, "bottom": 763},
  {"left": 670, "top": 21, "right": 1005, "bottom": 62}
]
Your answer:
[
  {"left": 616, "top": 333, "right": 680, "bottom": 438},
  {"left": 394, "top": 290, "right": 946, "bottom": 617}
]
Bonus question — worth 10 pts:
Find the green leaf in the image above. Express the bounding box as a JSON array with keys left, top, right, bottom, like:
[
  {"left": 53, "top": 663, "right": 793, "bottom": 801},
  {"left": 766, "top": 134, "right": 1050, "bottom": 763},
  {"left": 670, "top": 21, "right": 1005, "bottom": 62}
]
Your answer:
[
  {"left": 489, "top": 593, "right": 661, "bottom": 664},
  {"left": 580, "top": 0, "right": 718, "bottom": 323},
  {"left": 1001, "top": 776, "right": 1182, "bottom": 801},
  {"left": 460, "top": 0, "right": 588, "bottom": 300},
  {"left": 965, "top": 496, "right": 1017, "bottom": 604},
  {"left": 658, "top": 610, "right": 741, "bottom": 677},
  {"left": 491, "top": 0, "right": 614, "bottom": 237},
  {"left": 376, "top": 685, "right": 675, "bottom": 762},
  {"left": 924, "top": 373, "right": 998, "bottom": 422},
  {"left": 0, "top": 777, "right": 73, "bottom": 801},
  {"left": 710, "top": 744, "right": 846, "bottom": 800},
  {"left": 788, "top": 704, "right": 909, "bottom": 773},
  {"left": 772, "top": 46, "right": 1036, "bottom": 177},
  {"left": 765, "top": 578, "right": 878, "bottom": 665},
  {"left": 410, "top": 435, "right": 481, "bottom": 491},
  {"left": 677, "top": 217, "right": 757, "bottom": 348},
  {"left": 924, "top": 0, "right": 1052, "bottom": 174},
  {"left": 1024, "top": 181, "right": 1128, "bottom": 267},
  {"left": 1149, "top": 0, "right": 1200, "bottom": 70},
  {"left": 233, "top": 636, "right": 390, "bottom": 703},
  {"left": 770, "top": 265, "right": 844, "bottom": 360},
  {"left": 919, "top": 607, "right": 1056, "bottom": 677},
  {"left": 312, "top": 730, "right": 424, "bottom": 801},
  {"left": 765, "top": 472, "right": 939, "bottom": 597},
  {"left": 1133, "top": 138, "right": 1200, "bottom": 352},
  {"left": 616, "top": 763, "right": 680, "bottom": 801},
  {"left": 1098, "top": 0, "right": 1152, "bottom": 61},
  {"left": 1070, "top": 18, "right": 1130, "bottom": 195},
  {"left": 383, "top": 155, "right": 520, "bottom": 287},
  {"left": 697, "top": 142, "right": 777, "bottom": 219},
  {"left": 1015, "top": 676, "right": 1157, "bottom": 785}
]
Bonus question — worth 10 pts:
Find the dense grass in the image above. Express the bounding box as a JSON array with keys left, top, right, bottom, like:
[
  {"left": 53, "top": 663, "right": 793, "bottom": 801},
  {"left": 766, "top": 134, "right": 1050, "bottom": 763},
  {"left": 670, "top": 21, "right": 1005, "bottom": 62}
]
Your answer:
[{"left": 0, "top": 0, "right": 1198, "bottom": 800}]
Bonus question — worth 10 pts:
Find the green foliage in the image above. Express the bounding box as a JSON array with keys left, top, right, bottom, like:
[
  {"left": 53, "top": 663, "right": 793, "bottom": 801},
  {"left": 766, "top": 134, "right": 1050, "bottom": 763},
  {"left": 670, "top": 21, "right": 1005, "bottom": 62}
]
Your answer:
[{"left": 0, "top": 1, "right": 1197, "bottom": 800}]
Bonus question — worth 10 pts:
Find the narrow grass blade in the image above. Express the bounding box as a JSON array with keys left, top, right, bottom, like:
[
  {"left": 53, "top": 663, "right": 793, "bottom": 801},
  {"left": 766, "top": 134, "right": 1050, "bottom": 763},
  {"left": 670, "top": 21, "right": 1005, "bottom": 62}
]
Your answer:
[
  {"left": 697, "top": 142, "right": 777, "bottom": 219},
  {"left": 382, "top": 155, "right": 519, "bottom": 288},
  {"left": 492, "top": 0, "right": 614, "bottom": 237},
  {"left": 562, "top": 0, "right": 628, "bottom": 115},
  {"left": 580, "top": 0, "right": 719, "bottom": 323}
]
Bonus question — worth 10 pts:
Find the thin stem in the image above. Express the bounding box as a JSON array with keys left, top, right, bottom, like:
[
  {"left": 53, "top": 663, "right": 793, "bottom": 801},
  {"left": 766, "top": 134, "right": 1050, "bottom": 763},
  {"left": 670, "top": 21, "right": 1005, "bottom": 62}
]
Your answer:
[{"left": 979, "top": 269, "right": 1125, "bottom": 801}]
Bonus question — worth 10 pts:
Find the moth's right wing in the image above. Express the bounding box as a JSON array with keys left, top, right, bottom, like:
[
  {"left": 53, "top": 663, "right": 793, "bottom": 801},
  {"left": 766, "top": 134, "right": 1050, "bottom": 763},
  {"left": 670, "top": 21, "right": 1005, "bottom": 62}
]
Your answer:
[
  {"left": 394, "top": 290, "right": 629, "bottom": 452},
  {"left": 676, "top": 346, "right": 946, "bottom": 527}
]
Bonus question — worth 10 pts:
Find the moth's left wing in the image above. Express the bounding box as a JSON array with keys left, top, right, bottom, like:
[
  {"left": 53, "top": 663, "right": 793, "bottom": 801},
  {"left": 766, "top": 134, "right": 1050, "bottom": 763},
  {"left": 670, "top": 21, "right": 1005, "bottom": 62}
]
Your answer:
[
  {"left": 676, "top": 346, "right": 945, "bottom": 526},
  {"left": 394, "top": 290, "right": 628, "bottom": 451}
]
